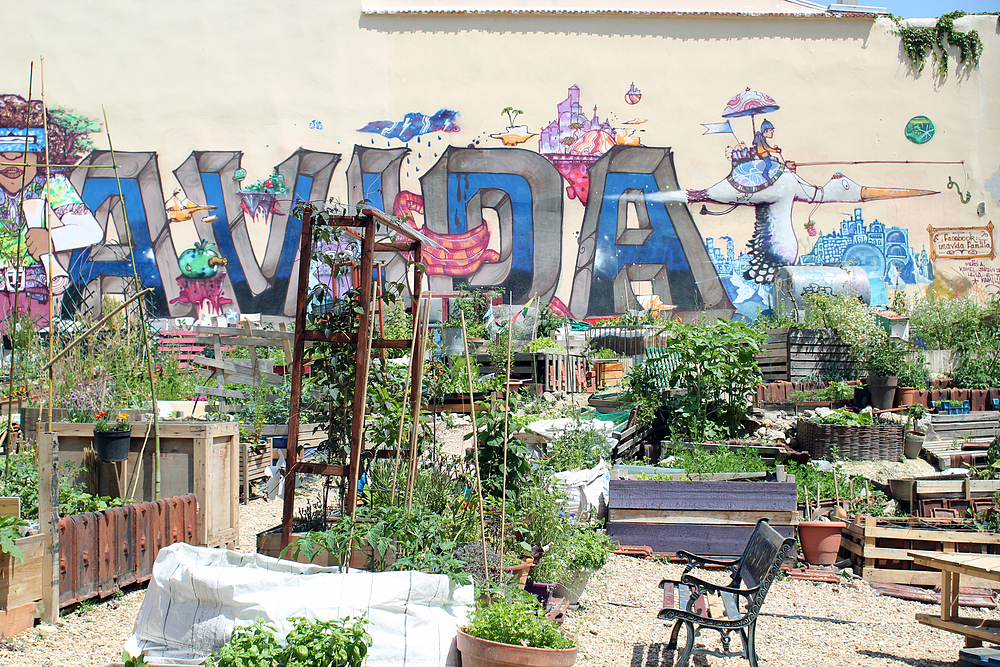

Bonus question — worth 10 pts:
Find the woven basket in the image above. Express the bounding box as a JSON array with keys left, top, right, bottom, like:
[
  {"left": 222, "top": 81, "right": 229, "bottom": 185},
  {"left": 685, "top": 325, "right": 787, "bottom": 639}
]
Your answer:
[{"left": 796, "top": 420, "right": 904, "bottom": 461}]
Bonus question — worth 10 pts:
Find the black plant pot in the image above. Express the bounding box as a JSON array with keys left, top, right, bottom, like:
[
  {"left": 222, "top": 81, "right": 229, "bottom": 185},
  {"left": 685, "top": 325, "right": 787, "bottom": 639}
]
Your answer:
[{"left": 94, "top": 430, "right": 131, "bottom": 462}]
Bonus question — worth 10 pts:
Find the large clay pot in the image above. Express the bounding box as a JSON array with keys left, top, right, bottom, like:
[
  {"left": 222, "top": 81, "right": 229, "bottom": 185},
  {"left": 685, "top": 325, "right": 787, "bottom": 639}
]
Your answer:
[
  {"left": 893, "top": 387, "right": 916, "bottom": 408},
  {"left": 867, "top": 374, "right": 898, "bottom": 411},
  {"left": 456, "top": 628, "right": 578, "bottom": 667},
  {"left": 553, "top": 570, "right": 592, "bottom": 605},
  {"left": 904, "top": 433, "right": 925, "bottom": 460},
  {"left": 94, "top": 430, "right": 131, "bottom": 462},
  {"left": 797, "top": 521, "right": 845, "bottom": 566}
]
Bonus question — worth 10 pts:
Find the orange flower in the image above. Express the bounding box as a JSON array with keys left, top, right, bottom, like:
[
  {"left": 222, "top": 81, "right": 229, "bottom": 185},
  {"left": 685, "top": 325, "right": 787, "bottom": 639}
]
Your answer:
[
  {"left": 117, "top": 413, "right": 129, "bottom": 422},
  {"left": 95, "top": 411, "right": 108, "bottom": 420}
]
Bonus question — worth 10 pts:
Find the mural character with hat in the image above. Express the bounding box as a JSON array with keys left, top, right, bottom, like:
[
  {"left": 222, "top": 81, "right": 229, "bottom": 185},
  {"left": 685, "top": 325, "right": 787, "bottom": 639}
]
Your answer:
[{"left": 753, "top": 119, "right": 781, "bottom": 180}]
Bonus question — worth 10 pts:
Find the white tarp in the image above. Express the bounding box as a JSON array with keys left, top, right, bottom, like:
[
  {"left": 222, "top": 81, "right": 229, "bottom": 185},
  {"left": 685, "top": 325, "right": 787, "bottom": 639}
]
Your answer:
[
  {"left": 550, "top": 460, "right": 610, "bottom": 523},
  {"left": 125, "top": 543, "right": 473, "bottom": 666}
]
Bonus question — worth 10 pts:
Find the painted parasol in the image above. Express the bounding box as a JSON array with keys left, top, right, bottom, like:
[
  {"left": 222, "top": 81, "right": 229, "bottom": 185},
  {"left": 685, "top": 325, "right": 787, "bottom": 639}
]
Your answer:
[{"left": 722, "top": 87, "right": 779, "bottom": 132}]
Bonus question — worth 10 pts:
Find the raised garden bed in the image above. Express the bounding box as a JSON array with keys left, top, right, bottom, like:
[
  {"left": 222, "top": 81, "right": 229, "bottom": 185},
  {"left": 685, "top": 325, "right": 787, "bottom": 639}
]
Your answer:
[
  {"left": 606, "top": 476, "right": 798, "bottom": 557},
  {"left": 256, "top": 524, "right": 381, "bottom": 569},
  {"left": 841, "top": 516, "right": 1000, "bottom": 588}
]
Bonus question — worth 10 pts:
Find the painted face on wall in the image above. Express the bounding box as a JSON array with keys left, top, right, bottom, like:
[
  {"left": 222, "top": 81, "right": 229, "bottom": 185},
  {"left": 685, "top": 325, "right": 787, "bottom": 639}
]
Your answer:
[{"left": 0, "top": 152, "right": 38, "bottom": 195}]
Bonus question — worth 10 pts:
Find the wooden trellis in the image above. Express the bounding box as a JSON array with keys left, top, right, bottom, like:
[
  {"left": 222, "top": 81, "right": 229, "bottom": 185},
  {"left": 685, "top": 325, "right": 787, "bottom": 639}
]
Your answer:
[{"left": 279, "top": 207, "right": 429, "bottom": 549}]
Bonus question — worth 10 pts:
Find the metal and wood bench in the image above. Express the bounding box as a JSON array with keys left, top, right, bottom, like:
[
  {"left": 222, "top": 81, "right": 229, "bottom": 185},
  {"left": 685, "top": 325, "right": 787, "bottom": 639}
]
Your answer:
[{"left": 657, "top": 517, "right": 795, "bottom": 667}]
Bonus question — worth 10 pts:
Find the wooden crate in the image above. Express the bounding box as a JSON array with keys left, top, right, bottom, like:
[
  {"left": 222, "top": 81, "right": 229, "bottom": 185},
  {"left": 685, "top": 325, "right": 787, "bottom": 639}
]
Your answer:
[
  {"left": 756, "top": 328, "right": 861, "bottom": 382},
  {"left": 50, "top": 421, "right": 239, "bottom": 548},
  {"left": 0, "top": 533, "right": 44, "bottom": 638},
  {"left": 239, "top": 440, "right": 273, "bottom": 501},
  {"left": 925, "top": 412, "right": 1000, "bottom": 443},
  {"left": 592, "top": 359, "right": 629, "bottom": 389},
  {"left": 606, "top": 476, "right": 798, "bottom": 557},
  {"left": 842, "top": 516, "right": 1000, "bottom": 589}
]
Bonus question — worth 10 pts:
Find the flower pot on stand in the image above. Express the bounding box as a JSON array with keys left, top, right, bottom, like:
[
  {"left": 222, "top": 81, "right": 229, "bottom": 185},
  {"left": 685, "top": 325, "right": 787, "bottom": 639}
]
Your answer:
[
  {"left": 94, "top": 430, "right": 131, "bottom": 462},
  {"left": 553, "top": 570, "right": 592, "bottom": 605},
  {"left": 894, "top": 387, "right": 917, "bottom": 408},
  {"left": 904, "top": 432, "right": 925, "bottom": 460},
  {"left": 797, "top": 521, "right": 845, "bottom": 566},
  {"left": 867, "top": 374, "right": 898, "bottom": 411},
  {"left": 456, "top": 628, "right": 578, "bottom": 667}
]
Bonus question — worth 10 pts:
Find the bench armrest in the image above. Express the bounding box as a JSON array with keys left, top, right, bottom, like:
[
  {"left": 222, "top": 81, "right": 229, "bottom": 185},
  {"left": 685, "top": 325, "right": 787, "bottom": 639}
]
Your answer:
[{"left": 680, "top": 573, "right": 760, "bottom": 599}]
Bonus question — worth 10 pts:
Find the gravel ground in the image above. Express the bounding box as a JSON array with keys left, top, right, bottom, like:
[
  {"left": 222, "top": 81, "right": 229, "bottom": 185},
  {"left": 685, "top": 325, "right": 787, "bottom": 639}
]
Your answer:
[
  {"left": 0, "top": 405, "right": 985, "bottom": 667},
  {"left": 566, "top": 554, "right": 987, "bottom": 667}
]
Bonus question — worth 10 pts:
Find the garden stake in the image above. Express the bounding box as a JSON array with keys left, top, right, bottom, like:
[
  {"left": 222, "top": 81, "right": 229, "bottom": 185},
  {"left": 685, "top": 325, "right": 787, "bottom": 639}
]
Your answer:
[
  {"left": 816, "top": 483, "right": 821, "bottom": 517},
  {"left": 42, "top": 57, "right": 55, "bottom": 434},
  {"left": 5, "top": 63, "right": 31, "bottom": 478},
  {"left": 849, "top": 477, "right": 855, "bottom": 514},
  {"left": 404, "top": 294, "right": 431, "bottom": 512},
  {"left": 390, "top": 295, "right": 422, "bottom": 505},
  {"left": 498, "top": 294, "right": 515, "bottom": 572},
  {"left": 460, "top": 310, "right": 491, "bottom": 582},
  {"left": 833, "top": 471, "right": 847, "bottom": 519},
  {"left": 102, "top": 106, "right": 163, "bottom": 499},
  {"left": 350, "top": 246, "right": 381, "bottom": 521}
]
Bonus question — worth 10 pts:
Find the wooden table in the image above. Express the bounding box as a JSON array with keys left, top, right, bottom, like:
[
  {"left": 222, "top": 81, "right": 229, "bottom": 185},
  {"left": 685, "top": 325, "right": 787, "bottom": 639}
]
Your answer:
[{"left": 909, "top": 551, "right": 1000, "bottom": 648}]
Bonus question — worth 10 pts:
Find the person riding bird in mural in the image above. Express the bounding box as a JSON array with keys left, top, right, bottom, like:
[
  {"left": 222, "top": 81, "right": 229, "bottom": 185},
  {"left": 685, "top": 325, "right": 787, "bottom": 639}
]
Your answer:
[
  {"left": 752, "top": 119, "right": 781, "bottom": 181},
  {"left": 0, "top": 95, "right": 101, "bottom": 314}
]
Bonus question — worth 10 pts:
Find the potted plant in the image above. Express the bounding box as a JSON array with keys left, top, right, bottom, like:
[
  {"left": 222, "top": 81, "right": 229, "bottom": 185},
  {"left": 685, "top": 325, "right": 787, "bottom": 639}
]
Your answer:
[
  {"left": 532, "top": 526, "right": 614, "bottom": 605},
  {"left": 457, "top": 585, "right": 577, "bottom": 667},
  {"left": 866, "top": 340, "right": 906, "bottom": 410},
  {"left": 903, "top": 403, "right": 928, "bottom": 459},
  {"left": 93, "top": 411, "right": 132, "bottom": 462},
  {"left": 894, "top": 353, "right": 931, "bottom": 408}
]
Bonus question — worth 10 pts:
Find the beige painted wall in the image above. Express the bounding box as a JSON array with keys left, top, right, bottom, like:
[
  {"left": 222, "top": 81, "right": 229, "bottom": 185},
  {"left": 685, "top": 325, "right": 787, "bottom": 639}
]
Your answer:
[{"left": 2, "top": 4, "right": 997, "bottom": 318}]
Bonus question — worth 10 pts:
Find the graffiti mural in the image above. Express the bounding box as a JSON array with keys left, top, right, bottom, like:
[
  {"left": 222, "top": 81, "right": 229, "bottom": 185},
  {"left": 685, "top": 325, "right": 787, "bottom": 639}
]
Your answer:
[{"left": 0, "top": 75, "right": 990, "bottom": 327}]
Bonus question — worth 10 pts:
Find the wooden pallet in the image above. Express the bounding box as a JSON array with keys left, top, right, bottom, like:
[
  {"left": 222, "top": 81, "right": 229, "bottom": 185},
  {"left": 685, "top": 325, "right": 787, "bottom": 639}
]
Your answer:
[
  {"left": 925, "top": 412, "right": 1000, "bottom": 442},
  {"left": 922, "top": 438, "right": 992, "bottom": 471},
  {"left": 842, "top": 516, "right": 1000, "bottom": 589},
  {"left": 755, "top": 328, "right": 861, "bottom": 382}
]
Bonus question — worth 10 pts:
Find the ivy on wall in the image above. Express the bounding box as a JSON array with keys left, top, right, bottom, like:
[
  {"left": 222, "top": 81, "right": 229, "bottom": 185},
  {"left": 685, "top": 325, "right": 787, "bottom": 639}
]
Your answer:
[{"left": 892, "top": 11, "right": 985, "bottom": 79}]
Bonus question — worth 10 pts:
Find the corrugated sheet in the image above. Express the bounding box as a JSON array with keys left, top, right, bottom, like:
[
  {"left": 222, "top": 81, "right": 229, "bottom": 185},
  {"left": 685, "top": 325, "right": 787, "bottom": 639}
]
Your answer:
[{"left": 59, "top": 494, "right": 198, "bottom": 607}]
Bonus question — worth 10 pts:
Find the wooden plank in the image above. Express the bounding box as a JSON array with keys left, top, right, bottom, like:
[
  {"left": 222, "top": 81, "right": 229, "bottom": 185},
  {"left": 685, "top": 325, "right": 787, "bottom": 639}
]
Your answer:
[
  {"left": 609, "top": 480, "right": 797, "bottom": 512},
  {"left": 0, "top": 498, "right": 19, "bottom": 518},
  {"left": 607, "top": 522, "right": 795, "bottom": 557},
  {"left": 194, "top": 386, "right": 246, "bottom": 400},
  {"left": 194, "top": 436, "right": 208, "bottom": 547},
  {"left": 0, "top": 534, "right": 44, "bottom": 610},
  {"left": 916, "top": 613, "right": 1000, "bottom": 645},
  {"left": 608, "top": 509, "right": 798, "bottom": 525}
]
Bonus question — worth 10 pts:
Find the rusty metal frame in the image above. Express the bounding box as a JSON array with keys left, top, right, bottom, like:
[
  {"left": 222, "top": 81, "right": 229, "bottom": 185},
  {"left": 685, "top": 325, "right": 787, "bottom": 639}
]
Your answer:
[{"left": 279, "top": 207, "right": 426, "bottom": 550}]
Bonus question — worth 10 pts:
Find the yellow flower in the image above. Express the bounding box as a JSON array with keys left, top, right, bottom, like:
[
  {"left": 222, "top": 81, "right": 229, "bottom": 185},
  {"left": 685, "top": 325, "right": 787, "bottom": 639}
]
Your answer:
[{"left": 117, "top": 413, "right": 129, "bottom": 422}]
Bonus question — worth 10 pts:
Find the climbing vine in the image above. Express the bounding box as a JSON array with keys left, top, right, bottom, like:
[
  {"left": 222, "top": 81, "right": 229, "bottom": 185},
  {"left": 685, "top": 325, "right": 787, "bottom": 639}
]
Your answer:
[{"left": 892, "top": 11, "right": 984, "bottom": 79}]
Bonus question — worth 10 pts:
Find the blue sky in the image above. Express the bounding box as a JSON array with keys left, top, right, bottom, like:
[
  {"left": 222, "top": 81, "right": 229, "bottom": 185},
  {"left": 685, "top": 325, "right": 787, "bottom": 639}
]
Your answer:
[{"left": 877, "top": 1, "right": 999, "bottom": 18}]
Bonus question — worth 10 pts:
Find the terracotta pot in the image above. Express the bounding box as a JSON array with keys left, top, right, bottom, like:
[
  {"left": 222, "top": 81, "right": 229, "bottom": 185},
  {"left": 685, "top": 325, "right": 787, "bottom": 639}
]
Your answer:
[
  {"left": 797, "top": 521, "right": 845, "bottom": 566},
  {"left": 867, "top": 374, "right": 898, "bottom": 411},
  {"left": 503, "top": 556, "right": 534, "bottom": 588},
  {"left": 893, "top": 387, "right": 916, "bottom": 408},
  {"left": 553, "top": 570, "right": 592, "bottom": 605},
  {"left": 456, "top": 628, "right": 578, "bottom": 667}
]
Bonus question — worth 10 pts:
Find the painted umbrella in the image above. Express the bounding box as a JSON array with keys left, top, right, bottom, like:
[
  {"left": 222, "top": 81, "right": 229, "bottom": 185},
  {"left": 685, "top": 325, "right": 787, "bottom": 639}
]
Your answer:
[{"left": 722, "top": 87, "right": 780, "bottom": 119}]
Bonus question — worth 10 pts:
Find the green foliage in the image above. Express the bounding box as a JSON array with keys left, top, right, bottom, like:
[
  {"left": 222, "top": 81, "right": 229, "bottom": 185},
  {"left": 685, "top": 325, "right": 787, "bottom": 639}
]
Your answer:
[
  {"left": 810, "top": 408, "right": 874, "bottom": 426},
  {"left": 803, "top": 293, "right": 884, "bottom": 372},
  {"left": 906, "top": 293, "right": 987, "bottom": 350},
  {"left": 464, "top": 407, "right": 531, "bottom": 503},
  {"left": 524, "top": 337, "right": 562, "bottom": 352},
  {"left": 122, "top": 650, "right": 149, "bottom": 667},
  {"left": 544, "top": 422, "right": 609, "bottom": 472},
  {"left": 0, "top": 515, "right": 28, "bottom": 562},
  {"left": 867, "top": 339, "right": 907, "bottom": 378},
  {"left": 206, "top": 616, "right": 372, "bottom": 667},
  {"left": 898, "top": 354, "right": 931, "bottom": 389},
  {"left": 893, "top": 11, "right": 983, "bottom": 79},
  {"left": 532, "top": 524, "right": 614, "bottom": 583},
  {"left": 1, "top": 450, "right": 126, "bottom": 520},
  {"left": 467, "top": 585, "right": 574, "bottom": 650},
  {"left": 535, "top": 305, "right": 567, "bottom": 338},
  {"left": 442, "top": 287, "right": 502, "bottom": 339},
  {"left": 620, "top": 361, "right": 666, "bottom": 429},
  {"left": 657, "top": 318, "right": 766, "bottom": 441},
  {"left": 666, "top": 444, "right": 768, "bottom": 477},
  {"left": 588, "top": 347, "right": 619, "bottom": 360},
  {"left": 789, "top": 381, "right": 856, "bottom": 402},
  {"left": 508, "top": 471, "right": 570, "bottom": 554},
  {"left": 952, "top": 327, "right": 1000, "bottom": 389}
]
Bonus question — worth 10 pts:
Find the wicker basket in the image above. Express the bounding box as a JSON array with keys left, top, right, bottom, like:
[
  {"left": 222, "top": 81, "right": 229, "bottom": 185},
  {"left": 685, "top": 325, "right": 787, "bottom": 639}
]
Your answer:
[{"left": 796, "top": 419, "right": 904, "bottom": 461}]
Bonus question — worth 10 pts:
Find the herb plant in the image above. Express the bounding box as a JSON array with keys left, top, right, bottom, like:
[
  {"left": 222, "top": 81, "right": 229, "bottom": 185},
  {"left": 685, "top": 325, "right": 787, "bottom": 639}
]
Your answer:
[
  {"left": 544, "top": 422, "right": 609, "bottom": 472},
  {"left": 466, "top": 585, "right": 574, "bottom": 650},
  {"left": 532, "top": 525, "right": 614, "bottom": 583}
]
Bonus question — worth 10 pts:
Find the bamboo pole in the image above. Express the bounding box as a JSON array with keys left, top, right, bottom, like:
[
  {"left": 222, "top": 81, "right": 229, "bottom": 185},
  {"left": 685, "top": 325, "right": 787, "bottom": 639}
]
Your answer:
[
  {"left": 41, "top": 57, "right": 55, "bottom": 435},
  {"left": 460, "top": 311, "right": 490, "bottom": 582},
  {"left": 37, "top": 432, "right": 58, "bottom": 623},
  {"left": 5, "top": 63, "right": 31, "bottom": 482},
  {"left": 101, "top": 106, "right": 163, "bottom": 498},
  {"left": 498, "top": 295, "right": 515, "bottom": 571},
  {"left": 404, "top": 298, "right": 431, "bottom": 513},
  {"left": 390, "top": 296, "right": 422, "bottom": 505}
]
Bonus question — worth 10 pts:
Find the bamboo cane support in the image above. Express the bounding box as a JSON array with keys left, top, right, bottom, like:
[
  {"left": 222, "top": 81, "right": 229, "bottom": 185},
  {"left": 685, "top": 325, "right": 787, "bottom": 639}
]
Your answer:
[{"left": 460, "top": 311, "right": 490, "bottom": 582}]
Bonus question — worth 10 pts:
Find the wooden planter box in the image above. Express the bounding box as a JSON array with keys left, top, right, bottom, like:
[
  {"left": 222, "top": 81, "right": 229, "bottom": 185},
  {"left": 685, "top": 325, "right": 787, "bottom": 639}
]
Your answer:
[
  {"left": 606, "top": 477, "right": 798, "bottom": 557},
  {"left": 756, "top": 328, "right": 861, "bottom": 382},
  {"left": 592, "top": 359, "right": 628, "bottom": 389},
  {"left": 0, "top": 533, "right": 44, "bottom": 637},
  {"left": 842, "top": 516, "right": 1000, "bottom": 588},
  {"left": 239, "top": 440, "right": 272, "bottom": 501},
  {"left": 49, "top": 421, "right": 239, "bottom": 548}
]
